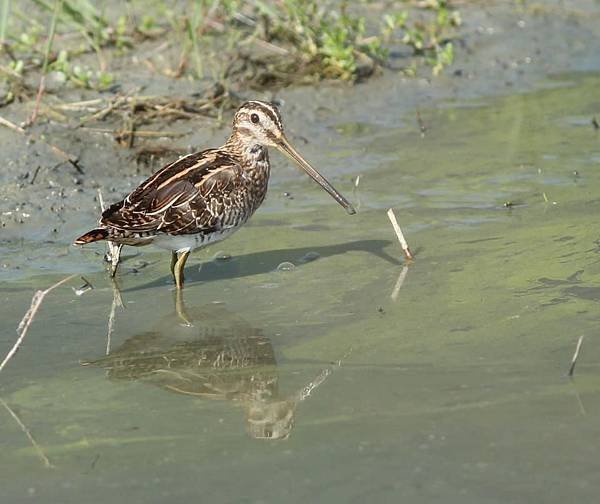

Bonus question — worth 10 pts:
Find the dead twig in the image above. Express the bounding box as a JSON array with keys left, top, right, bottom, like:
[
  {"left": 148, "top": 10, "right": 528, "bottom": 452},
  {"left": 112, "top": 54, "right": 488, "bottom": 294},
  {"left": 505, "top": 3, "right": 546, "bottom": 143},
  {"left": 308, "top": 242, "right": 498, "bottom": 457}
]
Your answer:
[
  {"left": 28, "top": 74, "right": 46, "bottom": 127},
  {"left": 0, "top": 275, "right": 76, "bottom": 373},
  {"left": 0, "top": 114, "right": 25, "bottom": 134},
  {"left": 77, "top": 86, "right": 143, "bottom": 125},
  {"left": 52, "top": 88, "right": 234, "bottom": 128},
  {"left": 79, "top": 96, "right": 128, "bottom": 125},
  {"left": 252, "top": 38, "right": 290, "bottom": 55},
  {"left": 351, "top": 175, "right": 362, "bottom": 211},
  {"left": 0, "top": 397, "right": 53, "bottom": 468},
  {"left": 54, "top": 98, "right": 105, "bottom": 111},
  {"left": 0, "top": 64, "right": 25, "bottom": 80},
  {"left": 568, "top": 335, "right": 584, "bottom": 377},
  {"left": 387, "top": 208, "right": 414, "bottom": 261},
  {"left": 81, "top": 127, "right": 189, "bottom": 138}
]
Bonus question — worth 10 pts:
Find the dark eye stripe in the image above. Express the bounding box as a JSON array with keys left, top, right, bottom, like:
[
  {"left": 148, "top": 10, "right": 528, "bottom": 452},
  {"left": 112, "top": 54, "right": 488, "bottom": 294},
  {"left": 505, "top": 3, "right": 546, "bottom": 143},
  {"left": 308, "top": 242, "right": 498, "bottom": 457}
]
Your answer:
[{"left": 245, "top": 101, "right": 283, "bottom": 130}]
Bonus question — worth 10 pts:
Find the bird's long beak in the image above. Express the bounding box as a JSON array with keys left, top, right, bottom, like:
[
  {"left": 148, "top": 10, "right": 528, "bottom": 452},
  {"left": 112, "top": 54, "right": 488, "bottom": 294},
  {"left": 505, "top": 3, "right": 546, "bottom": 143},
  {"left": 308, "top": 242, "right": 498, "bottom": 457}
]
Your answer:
[{"left": 276, "top": 135, "right": 356, "bottom": 215}]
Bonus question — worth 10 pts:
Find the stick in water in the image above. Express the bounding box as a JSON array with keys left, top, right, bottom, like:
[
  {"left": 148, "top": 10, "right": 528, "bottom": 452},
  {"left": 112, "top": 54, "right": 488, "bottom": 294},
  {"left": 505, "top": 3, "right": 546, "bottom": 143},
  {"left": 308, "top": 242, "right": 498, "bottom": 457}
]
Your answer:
[
  {"left": 97, "top": 189, "right": 123, "bottom": 276},
  {"left": 387, "top": 208, "right": 414, "bottom": 260},
  {"left": 0, "top": 275, "right": 76, "bottom": 373},
  {"left": 568, "top": 335, "right": 584, "bottom": 377}
]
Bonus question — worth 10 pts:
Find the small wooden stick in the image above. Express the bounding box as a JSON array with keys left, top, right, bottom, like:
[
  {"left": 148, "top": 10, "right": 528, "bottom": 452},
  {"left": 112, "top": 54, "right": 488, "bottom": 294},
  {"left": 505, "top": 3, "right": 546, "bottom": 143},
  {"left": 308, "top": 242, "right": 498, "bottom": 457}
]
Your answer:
[
  {"left": 97, "top": 187, "right": 106, "bottom": 212},
  {"left": 0, "top": 275, "right": 75, "bottom": 373},
  {"left": 28, "top": 74, "right": 46, "bottom": 126},
  {"left": 568, "top": 335, "right": 584, "bottom": 377},
  {"left": 387, "top": 208, "right": 414, "bottom": 260},
  {"left": 81, "top": 127, "right": 189, "bottom": 138},
  {"left": 0, "top": 114, "right": 25, "bottom": 134},
  {"left": 97, "top": 189, "right": 122, "bottom": 276}
]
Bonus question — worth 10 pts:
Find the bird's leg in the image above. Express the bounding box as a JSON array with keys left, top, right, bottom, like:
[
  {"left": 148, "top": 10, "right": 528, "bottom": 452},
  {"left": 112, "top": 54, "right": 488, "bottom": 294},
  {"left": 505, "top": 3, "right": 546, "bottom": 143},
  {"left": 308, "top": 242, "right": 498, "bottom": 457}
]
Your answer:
[
  {"left": 174, "top": 251, "right": 190, "bottom": 290},
  {"left": 170, "top": 251, "right": 178, "bottom": 279}
]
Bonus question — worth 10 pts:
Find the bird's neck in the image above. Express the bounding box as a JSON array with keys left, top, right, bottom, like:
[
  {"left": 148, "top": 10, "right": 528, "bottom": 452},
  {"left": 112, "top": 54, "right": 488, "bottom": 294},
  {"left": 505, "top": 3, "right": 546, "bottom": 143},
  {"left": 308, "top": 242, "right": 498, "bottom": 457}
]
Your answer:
[
  {"left": 223, "top": 131, "right": 270, "bottom": 212},
  {"left": 224, "top": 131, "right": 269, "bottom": 168},
  {"left": 224, "top": 130, "right": 262, "bottom": 155}
]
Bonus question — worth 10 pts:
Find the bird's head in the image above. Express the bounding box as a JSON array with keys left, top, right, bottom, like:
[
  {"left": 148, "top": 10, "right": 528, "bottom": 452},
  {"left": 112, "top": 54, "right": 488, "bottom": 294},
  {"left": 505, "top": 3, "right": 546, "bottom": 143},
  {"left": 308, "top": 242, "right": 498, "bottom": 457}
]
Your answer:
[
  {"left": 232, "top": 100, "right": 285, "bottom": 147},
  {"left": 231, "top": 100, "right": 356, "bottom": 215}
]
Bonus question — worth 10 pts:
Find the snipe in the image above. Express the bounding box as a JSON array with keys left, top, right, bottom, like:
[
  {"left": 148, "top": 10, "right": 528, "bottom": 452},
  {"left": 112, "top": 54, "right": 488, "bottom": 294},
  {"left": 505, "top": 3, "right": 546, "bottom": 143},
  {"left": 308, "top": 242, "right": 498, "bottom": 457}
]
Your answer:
[{"left": 74, "top": 101, "right": 355, "bottom": 288}]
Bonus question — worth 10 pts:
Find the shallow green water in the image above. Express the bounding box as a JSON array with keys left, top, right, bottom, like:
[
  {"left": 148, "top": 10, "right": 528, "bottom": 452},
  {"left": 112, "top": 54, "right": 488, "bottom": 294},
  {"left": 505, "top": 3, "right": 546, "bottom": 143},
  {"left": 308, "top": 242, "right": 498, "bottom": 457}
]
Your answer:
[{"left": 2, "top": 73, "right": 600, "bottom": 503}]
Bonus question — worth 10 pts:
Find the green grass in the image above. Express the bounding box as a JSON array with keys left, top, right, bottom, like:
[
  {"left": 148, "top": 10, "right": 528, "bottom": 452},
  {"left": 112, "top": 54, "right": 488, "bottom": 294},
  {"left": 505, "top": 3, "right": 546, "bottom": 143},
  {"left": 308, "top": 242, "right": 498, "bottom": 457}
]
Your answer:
[
  {"left": 0, "top": 0, "right": 462, "bottom": 99},
  {"left": 0, "top": 0, "right": 10, "bottom": 46},
  {"left": 40, "top": 0, "right": 62, "bottom": 76}
]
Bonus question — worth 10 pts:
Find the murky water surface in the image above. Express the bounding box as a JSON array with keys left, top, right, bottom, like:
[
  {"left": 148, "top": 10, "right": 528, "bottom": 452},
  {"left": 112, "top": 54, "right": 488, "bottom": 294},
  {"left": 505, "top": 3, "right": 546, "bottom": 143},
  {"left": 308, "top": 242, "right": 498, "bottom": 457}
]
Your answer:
[{"left": 2, "top": 73, "right": 600, "bottom": 503}]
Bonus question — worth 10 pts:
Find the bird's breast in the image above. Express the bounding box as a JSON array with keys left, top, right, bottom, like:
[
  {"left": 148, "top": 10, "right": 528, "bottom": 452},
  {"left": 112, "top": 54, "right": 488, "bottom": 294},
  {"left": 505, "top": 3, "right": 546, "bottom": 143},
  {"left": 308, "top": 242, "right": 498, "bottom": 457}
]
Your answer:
[{"left": 243, "top": 148, "right": 271, "bottom": 209}]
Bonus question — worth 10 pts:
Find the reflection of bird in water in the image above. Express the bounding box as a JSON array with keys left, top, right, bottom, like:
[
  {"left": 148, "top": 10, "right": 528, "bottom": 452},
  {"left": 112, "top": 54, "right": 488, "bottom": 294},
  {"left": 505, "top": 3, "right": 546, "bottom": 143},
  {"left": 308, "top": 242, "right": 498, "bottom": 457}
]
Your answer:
[{"left": 84, "top": 298, "right": 336, "bottom": 440}]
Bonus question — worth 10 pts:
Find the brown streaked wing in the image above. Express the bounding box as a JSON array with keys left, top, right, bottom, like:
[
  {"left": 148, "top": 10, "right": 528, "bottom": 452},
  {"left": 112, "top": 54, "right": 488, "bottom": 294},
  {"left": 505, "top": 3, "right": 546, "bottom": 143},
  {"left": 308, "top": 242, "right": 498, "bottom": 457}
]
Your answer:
[
  {"left": 145, "top": 179, "right": 200, "bottom": 215},
  {"left": 100, "top": 181, "right": 199, "bottom": 231},
  {"left": 125, "top": 150, "right": 215, "bottom": 205},
  {"left": 157, "top": 164, "right": 245, "bottom": 236},
  {"left": 101, "top": 153, "right": 246, "bottom": 236}
]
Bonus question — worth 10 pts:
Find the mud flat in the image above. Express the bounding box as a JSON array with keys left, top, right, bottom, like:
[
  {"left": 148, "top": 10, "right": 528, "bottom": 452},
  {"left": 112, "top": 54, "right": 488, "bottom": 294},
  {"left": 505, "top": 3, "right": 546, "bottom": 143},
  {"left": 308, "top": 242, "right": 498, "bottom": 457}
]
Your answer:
[{"left": 0, "top": 0, "right": 598, "bottom": 281}]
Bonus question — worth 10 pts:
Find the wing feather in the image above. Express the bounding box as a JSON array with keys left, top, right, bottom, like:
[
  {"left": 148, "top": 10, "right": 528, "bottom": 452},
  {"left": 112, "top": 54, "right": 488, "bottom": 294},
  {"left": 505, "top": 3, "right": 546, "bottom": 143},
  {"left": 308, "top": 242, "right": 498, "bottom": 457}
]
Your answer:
[{"left": 101, "top": 150, "right": 246, "bottom": 237}]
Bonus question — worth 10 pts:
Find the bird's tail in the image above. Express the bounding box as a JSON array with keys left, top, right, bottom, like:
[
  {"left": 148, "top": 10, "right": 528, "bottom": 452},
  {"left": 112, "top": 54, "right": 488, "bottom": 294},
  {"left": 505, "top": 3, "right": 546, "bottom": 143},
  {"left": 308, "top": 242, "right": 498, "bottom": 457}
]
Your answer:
[{"left": 74, "top": 228, "right": 109, "bottom": 245}]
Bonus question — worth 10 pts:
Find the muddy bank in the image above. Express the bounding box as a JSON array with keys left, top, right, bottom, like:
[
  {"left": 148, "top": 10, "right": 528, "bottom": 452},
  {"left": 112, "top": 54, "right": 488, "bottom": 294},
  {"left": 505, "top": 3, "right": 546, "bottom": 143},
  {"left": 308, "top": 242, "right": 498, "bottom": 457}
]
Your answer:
[{"left": 1, "top": 0, "right": 600, "bottom": 281}]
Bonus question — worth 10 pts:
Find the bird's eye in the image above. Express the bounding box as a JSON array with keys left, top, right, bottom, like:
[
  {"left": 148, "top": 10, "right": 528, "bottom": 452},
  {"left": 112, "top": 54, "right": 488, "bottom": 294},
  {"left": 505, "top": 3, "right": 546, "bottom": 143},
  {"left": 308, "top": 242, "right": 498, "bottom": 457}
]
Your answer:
[{"left": 250, "top": 113, "right": 260, "bottom": 124}]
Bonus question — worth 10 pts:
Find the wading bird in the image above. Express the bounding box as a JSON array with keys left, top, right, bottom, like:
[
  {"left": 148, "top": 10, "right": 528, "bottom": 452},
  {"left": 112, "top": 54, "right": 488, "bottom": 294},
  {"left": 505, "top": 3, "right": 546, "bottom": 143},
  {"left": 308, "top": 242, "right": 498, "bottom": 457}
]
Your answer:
[{"left": 74, "top": 101, "right": 355, "bottom": 289}]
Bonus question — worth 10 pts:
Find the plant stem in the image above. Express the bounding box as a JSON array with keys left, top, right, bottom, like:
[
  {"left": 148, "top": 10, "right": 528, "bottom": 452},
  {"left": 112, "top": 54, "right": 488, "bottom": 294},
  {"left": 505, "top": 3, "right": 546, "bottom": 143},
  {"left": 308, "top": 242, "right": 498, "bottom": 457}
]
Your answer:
[
  {"left": 42, "top": 0, "right": 63, "bottom": 75},
  {"left": 28, "top": 0, "right": 63, "bottom": 125},
  {"left": 189, "top": 0, "right": 203, "bottom": 79},
  {"left": 0, "top": 0, "right": 10, "bottom": 47}
]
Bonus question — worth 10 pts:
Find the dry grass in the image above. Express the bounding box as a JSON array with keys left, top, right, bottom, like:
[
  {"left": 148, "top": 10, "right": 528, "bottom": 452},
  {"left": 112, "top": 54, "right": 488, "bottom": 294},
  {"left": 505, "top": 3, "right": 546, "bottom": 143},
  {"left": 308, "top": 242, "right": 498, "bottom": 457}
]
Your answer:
[{"left": 0, "top": 274, "right": 75, "bottom": 373}]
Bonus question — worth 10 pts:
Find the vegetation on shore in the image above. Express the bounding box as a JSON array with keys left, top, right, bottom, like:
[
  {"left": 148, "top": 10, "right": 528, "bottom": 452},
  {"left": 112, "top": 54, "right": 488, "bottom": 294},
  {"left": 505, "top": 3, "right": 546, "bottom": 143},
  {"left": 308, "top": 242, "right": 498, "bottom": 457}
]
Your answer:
[
  {"left": 0, "top": 1, "right": 461, "bottom": 93},
  {"left": 0, "top": 0, "right": 462, "bottom": 159}
]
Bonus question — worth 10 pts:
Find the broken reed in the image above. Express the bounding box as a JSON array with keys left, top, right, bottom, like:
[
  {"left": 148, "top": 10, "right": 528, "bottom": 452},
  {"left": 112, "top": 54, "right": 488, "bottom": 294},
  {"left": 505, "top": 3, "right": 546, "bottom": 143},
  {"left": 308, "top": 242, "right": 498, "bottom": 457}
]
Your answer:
[
  {"left": 568, "top": 335, "right": 584, "bottom": 378},
  {"left": 0, "top": 275, "right": 75, "bottom": 373},
  {"left": 387, "top": 208, "right": 414, "bottom": 261}
]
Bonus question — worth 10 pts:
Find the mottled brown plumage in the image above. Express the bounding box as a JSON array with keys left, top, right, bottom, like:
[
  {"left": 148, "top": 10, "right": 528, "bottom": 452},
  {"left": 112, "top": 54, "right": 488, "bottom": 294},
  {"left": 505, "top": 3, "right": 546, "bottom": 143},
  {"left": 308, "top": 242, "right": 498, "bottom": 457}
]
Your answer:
[{"left": 75, "top": 100, "right": 355, "bottom": 288}]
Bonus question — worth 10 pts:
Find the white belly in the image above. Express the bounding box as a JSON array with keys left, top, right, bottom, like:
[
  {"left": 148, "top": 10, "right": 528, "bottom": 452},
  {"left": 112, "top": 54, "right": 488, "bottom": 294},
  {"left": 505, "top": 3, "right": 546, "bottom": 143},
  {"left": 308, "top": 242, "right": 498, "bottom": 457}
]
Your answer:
[{"left": 152, "top": 227, "right": 238, "bottom": 253}]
